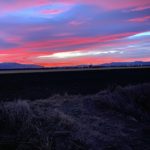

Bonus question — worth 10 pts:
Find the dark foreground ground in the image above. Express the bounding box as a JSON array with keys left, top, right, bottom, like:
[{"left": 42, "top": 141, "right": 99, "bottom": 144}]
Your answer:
[
  {"left": 0, "top": 67, "right": 150, "bottom": 100},
  {"left": 0, "top": 83, "right": 150, "bottom": 150}
]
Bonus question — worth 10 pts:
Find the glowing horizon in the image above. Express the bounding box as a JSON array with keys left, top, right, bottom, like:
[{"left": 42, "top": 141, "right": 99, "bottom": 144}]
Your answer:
[{"left": 0, "top": 0, "right": 150, "bottom": 67}]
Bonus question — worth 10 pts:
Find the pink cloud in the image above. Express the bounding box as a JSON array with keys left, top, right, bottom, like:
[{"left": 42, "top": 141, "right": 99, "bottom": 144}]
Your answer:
[
  {"left": 128, "top": 16, "right": 150, "bottom": 23},
  {"left": 0, "top": 32, "right": 134, "bottom": 51},
  {"left": 0, "top": 0, "right": 51, "bottom": 12},
  {"left": 50, "top": 0, "right": 150, "bottom": 11},
  {"left": 0, "top": 49, "right": 52, "bottom": 65},
  {"left": 22, "top": 32, "right": 137, "bottom": 51},
  {"left": 1, "top": 0, "right": 150, "bottom": 13},
  {"left": 54, "top": 33, "right": 74, "bottom": 37},
  {"left": 127, "top": 6, "right": 150, "bottom": 11},
  {"left": 81, "top": 0, "right": 150, "bottom": 10},
  {"left": 40, "top": 6, "right": 71, "bottom": 15},
  {"left": 4, "top": 36, "right": 22, "bottom": 44},
  {"left": 40, "top": 9, "right": 64, "bottom": 15},
  {"left": 69, "top": 20, "right": 85, "bottom": 26}
]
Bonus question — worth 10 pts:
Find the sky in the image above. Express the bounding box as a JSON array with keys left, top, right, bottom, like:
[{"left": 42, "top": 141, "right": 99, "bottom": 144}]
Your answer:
[{"left": 0, "top": 0, "right": 150, "bottom": 67}]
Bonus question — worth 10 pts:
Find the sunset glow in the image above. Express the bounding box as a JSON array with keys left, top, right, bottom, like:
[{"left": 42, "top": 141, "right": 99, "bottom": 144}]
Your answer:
[{"left": 0, "top": 0, "right": 150, "bottom": 67}]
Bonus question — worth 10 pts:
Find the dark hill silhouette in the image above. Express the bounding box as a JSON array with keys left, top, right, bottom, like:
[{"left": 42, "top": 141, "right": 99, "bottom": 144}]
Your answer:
[
  {"left": 100, "top": 61, "right": 150, "bottom": 67},
  {"left": 0, "top": 62, "right": 43, "bottom": 69},
  {"left": 0, "top": 61, "right": 150, "bottom": 70}
]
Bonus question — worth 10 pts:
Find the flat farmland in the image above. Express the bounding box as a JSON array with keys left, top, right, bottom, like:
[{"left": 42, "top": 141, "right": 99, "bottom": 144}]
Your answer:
[{"left": 0, "top": 67, "right": 150, "bottom": 101}]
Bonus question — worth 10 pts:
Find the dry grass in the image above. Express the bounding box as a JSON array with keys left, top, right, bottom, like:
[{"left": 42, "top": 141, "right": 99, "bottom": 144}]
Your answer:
[{"left": 0, "top": 83, "right": 150, "bottom": 150}]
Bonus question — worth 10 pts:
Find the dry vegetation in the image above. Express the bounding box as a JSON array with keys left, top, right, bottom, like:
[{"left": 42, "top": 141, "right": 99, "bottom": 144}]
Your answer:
[{"left": 0, "top": 83, "right": 150, "bottom": 150}]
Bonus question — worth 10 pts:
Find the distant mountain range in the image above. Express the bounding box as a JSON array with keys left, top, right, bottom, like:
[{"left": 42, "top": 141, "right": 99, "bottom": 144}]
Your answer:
[
  {"left": 59, "top": 61, "right": 150, "bottom": 69},
  {"left": 0, "top": 61, "right": 149, "bottom": 69},
  {"left": 0, "top": 63, "right": 43, "bottom": 69},
  {"left": 100, "top": 61, "right": 150, "bottom": 67}
]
